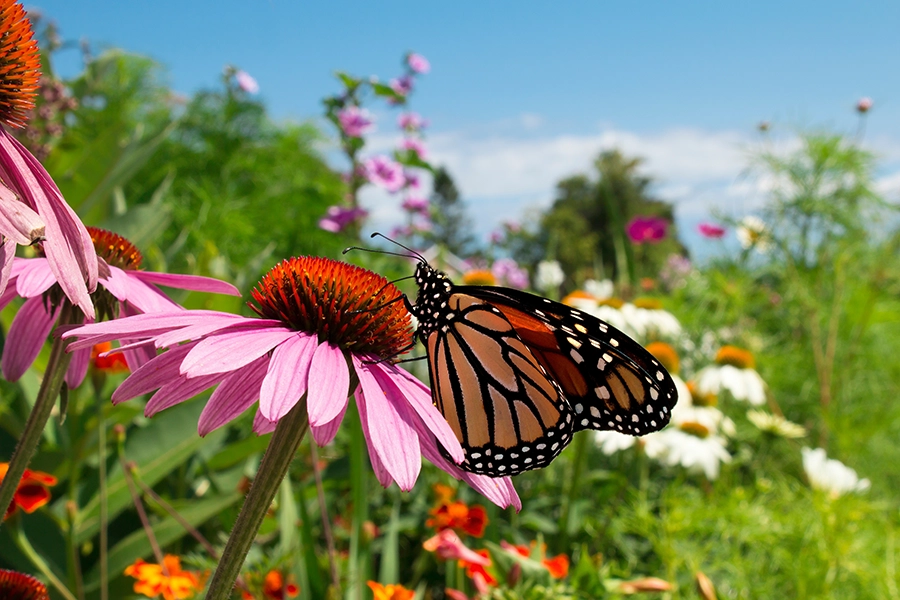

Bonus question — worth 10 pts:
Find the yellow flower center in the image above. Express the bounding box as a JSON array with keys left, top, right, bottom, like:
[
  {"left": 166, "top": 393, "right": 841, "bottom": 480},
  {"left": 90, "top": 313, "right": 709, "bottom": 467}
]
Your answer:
[
  {"left": 598, "top": 297, "right": 624, "bottom": 309},
  {"left": 679, "top": 421, "right": 710, "bottom": 438},
  {"left": 633, "top": 297, "right": 663, "bottom": 310},
  {"left": 687, "top": 381, "right": 718, "bottom": 407},
  {"left": 461, "top": 269, "right": 496, "bottom": 286},
  {"left": 714, "top": 345, "right": 755, "bottom": 369},
  {"left": 645, "top": 341, "right": 679, "bottom": 375}
]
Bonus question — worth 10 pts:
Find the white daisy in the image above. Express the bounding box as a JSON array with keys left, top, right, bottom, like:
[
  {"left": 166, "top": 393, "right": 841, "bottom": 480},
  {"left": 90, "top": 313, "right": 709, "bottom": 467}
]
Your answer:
[
  {"left": 747, "top": 409, "right": 806, "bottom": 438},
  {"left": 694, "top": 346, "right": 766, "bottom": 406},
  {"left": 736, "top": 216, "right": 773, "bottom": 252},
  {"left": 534, "top": 260, "right": 564, "bottom": 292},
  {"left": 620, "top": 300, "right": 682, "bottom": 341},
  {"left": 584, "top": 278, "right": 614, "bottom": 301},
  {"left": 657, "top": 429, "right": 732, "bottom": 480},
  {"left": 802, "top": 447, "right": 870, "bottom": 497}
]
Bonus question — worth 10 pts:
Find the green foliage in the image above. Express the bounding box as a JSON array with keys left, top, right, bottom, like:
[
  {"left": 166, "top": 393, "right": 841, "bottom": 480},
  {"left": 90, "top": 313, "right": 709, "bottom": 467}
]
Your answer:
[{"left": 429, "top": 167, "right": 475, "bottom": 256}]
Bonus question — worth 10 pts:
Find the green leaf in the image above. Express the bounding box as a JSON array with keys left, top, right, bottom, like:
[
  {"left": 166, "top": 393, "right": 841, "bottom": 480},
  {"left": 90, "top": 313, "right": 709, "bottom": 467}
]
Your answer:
[
  {"left": 82, "top": 492, "right": 242, "bottom": 592},
  {"left": 205, "top": 433, "right": 271, "bottom": 471},
  {"left": 76, "top": 399, "right": 226, "bottom": 542},
  {"left": 378, "top": 498, "right": 401, "bottom": 584}
]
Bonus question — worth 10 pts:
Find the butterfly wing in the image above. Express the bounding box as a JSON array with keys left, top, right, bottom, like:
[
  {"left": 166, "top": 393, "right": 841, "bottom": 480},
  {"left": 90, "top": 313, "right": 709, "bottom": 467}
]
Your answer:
[
  {"left": 426, "top": 292, "right": 575, "bottom": 476},
  {"left": 458, "top": 286, "right": 678, "bottom": 436}
]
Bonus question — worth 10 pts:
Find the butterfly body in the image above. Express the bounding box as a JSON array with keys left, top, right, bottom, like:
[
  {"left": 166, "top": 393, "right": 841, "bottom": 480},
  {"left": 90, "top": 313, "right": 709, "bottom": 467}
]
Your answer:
[{"left": 410, "top": 261, "right": 678, "bottom": 477}]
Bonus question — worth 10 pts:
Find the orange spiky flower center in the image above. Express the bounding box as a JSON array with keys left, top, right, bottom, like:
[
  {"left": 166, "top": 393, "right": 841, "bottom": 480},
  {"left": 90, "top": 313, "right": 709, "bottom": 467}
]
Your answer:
[
  {"left": 0, "top": 568, "right": 49, "bottom": 600},
  {"left": 646, "top": 341, "right": 679, "bottom": 375},
  {"left": 250, "top": 256, "right": 413, "bottom": 359},
  {"left": 87, "top": 227, "right": 143, "bottom": 270},
  {"left": 462, "top": 269, "right": 496, "bottom": 286},
  {"left": 714, "top": 345, "right": 755, "bottom": 369},
  {"left": 0, "top": 1, "right": 40, "bottom": 129}
]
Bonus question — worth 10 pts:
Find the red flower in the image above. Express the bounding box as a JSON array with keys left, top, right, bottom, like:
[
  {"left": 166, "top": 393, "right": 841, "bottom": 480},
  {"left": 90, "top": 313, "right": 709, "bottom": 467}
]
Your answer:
[
  {"left": 626, "top": 216, "right": 668, "bottom": 244},
  {"left": 91, "top": 341, "right": 129, "bottom": 373},
  {"left": 426, "top": 484, "right": 488, "bottom": 537},
  {"left": 0, "top": 462, "right": 56, "bottom": 518},
  {"left": 697, "top": 222, "right": 726, "bottom": 239}
]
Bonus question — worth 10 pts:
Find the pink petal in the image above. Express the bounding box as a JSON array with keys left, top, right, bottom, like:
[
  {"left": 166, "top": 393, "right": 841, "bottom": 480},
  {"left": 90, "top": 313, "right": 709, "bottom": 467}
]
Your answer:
[
  {"left": 355, "top": 386, "right": 394, "bottom": 488},
  {"left": 2, "top": 296, "right": 59, "bottom": 381},
  {"left": 180, "top": 327, "right": 296, "bottom": 377},
  {"left": 63, "top": 311, "right": 244, "bottom": 350},
  {"left": 259, "top": 332, "right": 317, "bottom": 421},
  {"left": 118, "top": 303, "right": 159, "bottom": 370},
  {"left": 153, "top": 317, "right": 273, "bottom": 349},
  {"left": 310, "top": 401, "right": 348, "bottom": 446},
  {"left": 145, "top": 372, "right": 227, "bottom": 417},
  {"left": 101, "top": 266, "right": 182, "bottom": 313},
  {"left": 112, "top": 343, "right": 197, "bottom": 404},
  {"left": 15, "top": 258, "right": 56, "bottom": 297},
  {"left": 132, "top": 271, "right": 241, "bottom": 296},
  {"left": 65, "top": 345, "right": 91, "bottom": 388},
  {"left": 353, "top": 356, "right": 420, "bottom": 491},
  {"left": 306, "top": 342, "right": 350, "bottom": 427},
  {"left": 0, "top": 238, "right": 15, "bottom": 295},
  {"left": 0, "top": 182, "right": 43, "bottom": 244},
  {"left": 377, "top": 362, "right": 463, "bottom": 463},
  {"left": 198, "top": 355, "right": 269, "bottom": 436},
  {"left": 253, "top": 409, "right": 278, "bottom": 434}
]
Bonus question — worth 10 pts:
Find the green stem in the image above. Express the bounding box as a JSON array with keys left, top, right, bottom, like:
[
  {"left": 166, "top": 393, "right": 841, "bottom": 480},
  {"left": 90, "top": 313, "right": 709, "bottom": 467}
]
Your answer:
[
  {"left": 558, "top": 431, "right": 588, "bottom": 548},
  {"left": 346, "top": 405, "right": 368, "bottom": 600},
  {"left": 0, "top": 304, "right": 78, "bottom": 533},
  {"left": 10, "top": 519, "right": 79, "bottom": 600},
  {"left": 206, "top": 396, "right": 309, "bottom": 600},
  {"left": 94, "top": 376, "right": 109, "bottom": 600}
]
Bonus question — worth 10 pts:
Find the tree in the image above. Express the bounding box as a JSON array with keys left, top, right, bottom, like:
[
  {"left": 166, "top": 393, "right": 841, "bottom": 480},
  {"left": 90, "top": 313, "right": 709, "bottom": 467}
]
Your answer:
[{"left": 429, "top": 166, "right": 475, "bottom": 255}]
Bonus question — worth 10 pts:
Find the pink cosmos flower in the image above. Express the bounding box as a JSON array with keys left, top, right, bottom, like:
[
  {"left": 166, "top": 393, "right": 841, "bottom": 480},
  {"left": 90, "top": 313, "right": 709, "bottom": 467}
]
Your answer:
[
  {"left": 390, "top": 75, "right": 414, "bottom": 97},
  {"left": 401, "top": 196, "right": 429, "bottom": 215},
  {"left": 397, "top": 112, "right": 427, "bottom": 131},
  {"left": 697, "top": 222, "right": 726, "bottom": 239},
  {"left": 626, "top": 216, "right": 668, "bottom": 244},
  {"left": 318, "top": 205, "right": 368, "bottom": 233},
  {"left": 63, "top": 257, "right": 520, "bottom": 508},
  {"left": 363, "top": 155, "right": 405, "bottom": 192},
  {"left": 235, "top": 70, "right": 259, "bottom": 94},
  {"left": 407, "top": 53, "right": 431, "bottom": 75},
  {"left": 856, "top": 97, "right": 873, "bottom": 113},
  {"left": 1, "top": 227, "right": 239, "bottom": 388},
  {"left": 401, "top": 138, "right": 428, "bottom": 161},
  {"left": 337, "top": 106, "right": 373, "bottom": 138}
]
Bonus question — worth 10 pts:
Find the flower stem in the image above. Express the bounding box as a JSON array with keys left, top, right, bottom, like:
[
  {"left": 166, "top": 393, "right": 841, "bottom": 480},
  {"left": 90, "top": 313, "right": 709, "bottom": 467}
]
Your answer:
[
  {"left": 205, "top": 396, "right": 309, "bottom": 600},
  {"left": 10, "top": 519, "right": 79, "bottom": 600},
  {"left": 0, "top": 305, "right": 78, "bottom": 533}
]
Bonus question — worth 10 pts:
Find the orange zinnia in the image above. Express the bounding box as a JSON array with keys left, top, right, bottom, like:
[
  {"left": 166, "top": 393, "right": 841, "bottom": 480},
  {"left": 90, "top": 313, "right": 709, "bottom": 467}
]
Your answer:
[
  {"left": 124, "top": 555, "right": 205, "bottom": 600},
  {"left": 426, "top": 483, "right": 488, "bottom": 537},
  {"left": 501, "top": 540, "right": 569, "bottom": 579},
  {"left": 367, "top": 581, "right": 415, "bottom": 600},
  {"left": 0, "top": 462, "right": 56, "bottom": 518}
]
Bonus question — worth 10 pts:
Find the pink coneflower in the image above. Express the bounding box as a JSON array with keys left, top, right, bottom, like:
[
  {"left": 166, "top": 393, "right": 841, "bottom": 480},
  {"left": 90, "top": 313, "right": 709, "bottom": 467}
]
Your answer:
[
  {"left": 697, "top": 222, "right": 726, "bottom": 239},
  {"left": 363, "top": 155, "right": 405, "bottom": 192},
  {"left": 63, "top": 257, "right": 520, "bottom": 507},
  {"left": 407, "top": 53, "right": 431, "bottom": 75},
  {"left": 1, "top": 227, "right": 239, "bottom": 388},
  {"left": 626, "top": 216, "right": 668, "bottom": 244},
  {"left": 337, "top": 105, "right": 373, "bottom": 138},
  {"left": 318, "top": 205, "right": 368, "bottom": 233},
  {"left": 235, "top": 70, "right": 259, "bottom": 94},
  {"left": 401, "top": 196, "right": 429, "bottom": 215},
  {"left": 401, "top": 138, "right": 428, "bottom": 161},
  {"left": 0, "top": 1, "right": 97, "bottom": 318},
  {"left": 397, "top": 112, "right": 427, "bottom": 131}
]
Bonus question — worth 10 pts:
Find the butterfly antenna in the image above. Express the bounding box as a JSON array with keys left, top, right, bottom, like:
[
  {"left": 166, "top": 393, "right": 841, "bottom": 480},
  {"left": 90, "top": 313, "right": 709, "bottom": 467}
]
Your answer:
[
  {"left": 369, "top": 232, "right": 427, "bottom": 262},
  {"left": 342, "top": 246, "right": 419, "bottom": 261}
]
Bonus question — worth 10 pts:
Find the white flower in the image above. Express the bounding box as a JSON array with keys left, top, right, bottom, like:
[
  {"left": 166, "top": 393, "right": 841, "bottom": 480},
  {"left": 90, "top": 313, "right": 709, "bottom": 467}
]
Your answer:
[
  {"left": 534, "top": 260, "right": 565, "bottom": 291},
  {"left": 695, "top": 364, "right": 766, "bottom": 406},
  {"left": 585, "top": 304, "right": 634, "bottom": 337},
  {"left": 657, "top": 429, "right": 731, "bottom": 480},
  {"left": 594, "top": 430, "right": 667, "bottom": 458},
  {"left": 671, "top": 404, "right": 736, "bottom": 438},
  {"left": 736, "top": 216, "right": 772, "bottom": 252},
  {"left": 747, "top": 410, "right": 806, "bottom": 438},
  {"left": 620, "top": 302, "right": 682, "bottom": 340},
  {"left": 802, "top": 447, "right": 870, "bottom": 497},
  {"left": 584, "top": 278, "right": 614, "bottom": 301}
]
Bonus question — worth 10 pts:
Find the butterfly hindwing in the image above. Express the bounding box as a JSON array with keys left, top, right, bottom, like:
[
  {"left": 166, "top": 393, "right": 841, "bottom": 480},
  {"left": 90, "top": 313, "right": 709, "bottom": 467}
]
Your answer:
[
  {"left": 424, "top": 292, "right": 574, "bottom": 476},
  {"left": 457, "top": 286, "right": 678, "bottom": 436}
]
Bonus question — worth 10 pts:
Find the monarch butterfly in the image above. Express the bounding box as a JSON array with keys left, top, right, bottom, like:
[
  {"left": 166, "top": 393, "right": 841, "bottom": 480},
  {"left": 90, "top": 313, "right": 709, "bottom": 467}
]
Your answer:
[{"left": 348, "top": 236, "right": 679, "bottom": 478}]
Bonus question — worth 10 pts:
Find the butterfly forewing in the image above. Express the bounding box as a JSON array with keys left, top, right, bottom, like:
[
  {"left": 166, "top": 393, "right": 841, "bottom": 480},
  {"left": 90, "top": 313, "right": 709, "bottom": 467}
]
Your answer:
[
  {"left": 457, "top": 286, "right": 678, "bottom": 436},
  {"left": 424, "top": 293, "right": 574, "bottom": 476}
]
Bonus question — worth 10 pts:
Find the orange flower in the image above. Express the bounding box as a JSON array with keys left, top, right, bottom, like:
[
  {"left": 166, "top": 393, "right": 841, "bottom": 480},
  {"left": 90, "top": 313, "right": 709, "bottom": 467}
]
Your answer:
[
  {"left": 0, "top": 462, "right": 57, "bottom": 519},
  {"left": 0, "top": 568, "right": 49, "bottom": 599},
  {"left": 500, "top": 540, "right": 569, "bottom": 579},
  {"left": 459, "top": 549, "right": 497, "bottom": 590},
  {"left": 91, "top": 341, "right": 129, "bottom": 373},
  {"left": 124, "top": 555, "right": 205, "bottom": 600},
  {"left": 366, "top": 581, "right": 415, "bottom": 600},
  {"left": 241, "top": 569, "right": 299, "bottom": 599},
  {"left": 426, "top": 484, "right": 488, "bottom": 537}
]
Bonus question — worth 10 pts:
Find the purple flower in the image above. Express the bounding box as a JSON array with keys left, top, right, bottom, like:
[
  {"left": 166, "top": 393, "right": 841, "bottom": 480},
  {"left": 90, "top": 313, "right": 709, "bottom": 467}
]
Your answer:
[
  {"left": 0, "top": 128, "right": 99, "bottom": 318},
  {"left": 1, "top": 227, "right": 239, "bottom": 388},
  {"left": 318, "top": 205, "right": 368, "bottom": 233},
  {"left": 697, "top": 222, "right": 726, "bottom": 239},
  {"left": 856, "top": 97, "right": 873, "bottom": 114},
  {"left": 235, "top": 70, "right": 259, "bottom": 94},
  {"left": 63, "top": 257, "right": 520, "bottom": 508},
  {"left": 337, "top": 106, "right": 373, "bottom": 138},
  {"left": 401, "top": 137, "right": 428, "bottom": 160},
  {"left": 491, "top": 258, "right": 529, "bottom": 290},
  {"left": 390, "top": 75, "right": 414, "bottom": 97},
  {"left": 407, "top": 53, "right": 431, "bottom": 75},
  {"left": 398, "top": 112, "right": 427, "bottom": 131},
  {"left": 401, "top": 196, "right": 430, "bottom": 215},
  {"left": 626, "top": 216, "right": 668, "bottom": 244},
  {"left": 404, "top": 171, "right": 421, "bottom": 190},
  {"left": 363, "top": 155, "right": 405, "bottom": 192}
]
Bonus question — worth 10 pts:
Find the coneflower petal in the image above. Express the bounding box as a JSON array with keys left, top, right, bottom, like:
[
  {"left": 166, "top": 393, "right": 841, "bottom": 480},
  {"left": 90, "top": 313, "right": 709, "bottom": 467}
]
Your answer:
[
  {"left": 307, "top": 342, "right": 350, "bottom": 426},
  {"left": 180, "top": 327, "right": 295, "bottom": 377},
  {"left": 198, "top": 356, "right": 269, "bottom": 436},
  {"left": 2, "top": 295, "right": 57, "bottom": 381},
  {"left": 259, "top": 332, "right": 316, "bottom": 421}
]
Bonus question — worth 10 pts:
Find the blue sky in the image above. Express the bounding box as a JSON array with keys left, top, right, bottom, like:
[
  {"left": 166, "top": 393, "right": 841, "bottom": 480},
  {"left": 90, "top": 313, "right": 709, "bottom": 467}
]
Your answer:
[{"left": 33, "top": 1, "right": 900, "bottom": 256}]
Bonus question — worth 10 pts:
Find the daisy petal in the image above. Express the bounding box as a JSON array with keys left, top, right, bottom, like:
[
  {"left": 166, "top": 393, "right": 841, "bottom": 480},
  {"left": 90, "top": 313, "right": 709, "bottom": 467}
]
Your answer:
[
  {"left": 307, "top": 342, "right": 350, "bottom": 427},
  {"left": 2, "top": 296, "right": 58, "bottom": 381},
  {"left": 354, "top": 356, "right": 420, "bottom": 491},
  {"left": 259, "top": 332, "right": 316, "bottom": 421},
  {"left": 180, "top": 327, "right": 296, "bottom": 377},
  {"left": 198, "top": 355, "right": 269, "bottom": 436}
]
